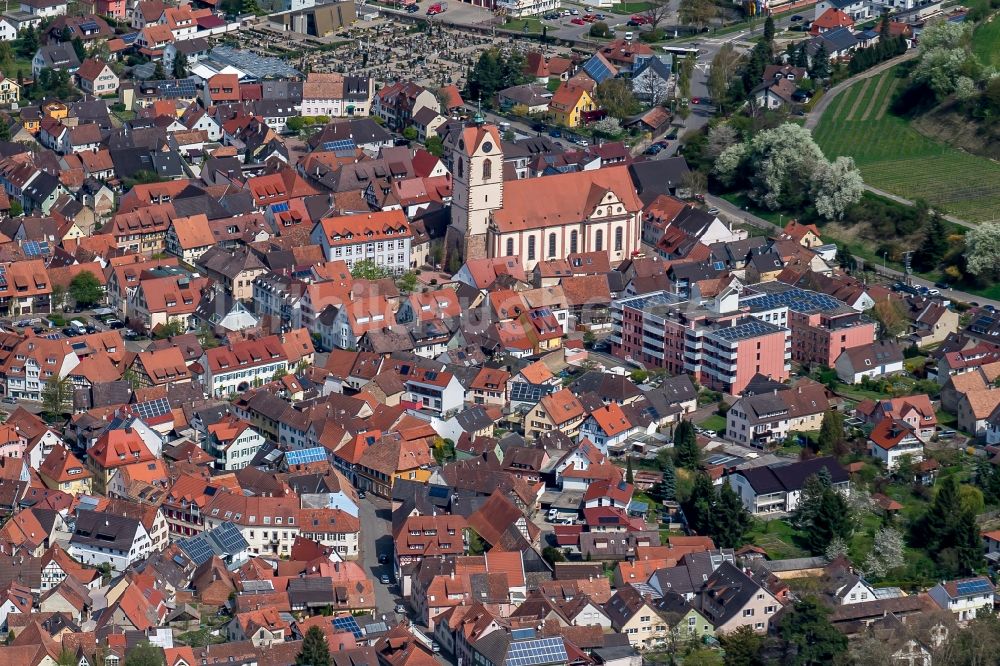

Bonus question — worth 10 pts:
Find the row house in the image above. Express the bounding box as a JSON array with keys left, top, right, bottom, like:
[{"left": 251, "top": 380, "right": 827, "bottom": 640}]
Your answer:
[
  {"left": 296, "top": 508, "right": 361, "bottom": 559},
  {"left": 2, "top": 335, "right": 76, "bottom": 402},
  {"left": 726, "top": 381, "right": 830, "bottom": 449},
  {"left": 128, "top": 274, "right": 209, "bottom": 333},
  {"left": 0, "top": 259, "right": 53, "bottom": 316},
  {"left": 301, "top": 72, "right": 375, "bottom": 117},
  {"left": 310, "top": 210, "right": 413, "bottom": 276},
  {"left": 202, "top": 492, "right": 300, "bottom": 557},
  {"left": 68, "top": 510, "right": 151, "bottom": 574},
  {"left": 201, "top": 335, "right": 291, "bottom": 397}
]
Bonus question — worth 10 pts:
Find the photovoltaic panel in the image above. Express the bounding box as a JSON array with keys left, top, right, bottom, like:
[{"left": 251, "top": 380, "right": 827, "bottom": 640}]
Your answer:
[
  {"left": 322, "top": 139, "right": 356, "bottom": 153},
  {"left": 583, "top": 57, "right": 613, "bottom": 84},
  {"left": 79, "top": 21, "right": 99, "bottom": 32},
  {"left": 332, "top": 615, "right": 363, "bottom": 639},
  {"left": 178, "top": 534, "right": 214, "bottom": 565},
  {"left": 504, "top": 637, "right": 568, "bottom": 666},
  {"left": 956, "top": 579, "right": 992, "bottom": 596},
  {"left": 133, "top": 397, "right": 171, "bottom": 421},
  {"left": 270, "top": 202, "right": 289, "bottom": 213},
  {"left": 285, "top": 447, "right": 327, "bottom": 466}
]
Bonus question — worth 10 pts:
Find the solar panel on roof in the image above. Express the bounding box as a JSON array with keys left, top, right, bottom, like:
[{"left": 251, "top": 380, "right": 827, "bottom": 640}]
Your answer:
[
  {"left": 120, "top": 32, "right": 139, "bottom": 44},
  {"left": 322, "top": 139, "right": 357, "bottom": 153},
  {"left": 80, "top": 21, "right": 99, "bottom": 32},
  {"left": 285, "top": 447, "right": 327, "bottom": 466},
  {"left": 428, "top": 486, "right": 449, "bottom": 498},
  {"left": 22, "top": 240, "right": 50, "bottom": 257},
  {"left": 583, "top": 57, "right": 613, "bottom": 84},
  {"left": 363, "top": 620, "right": 388, "bottom": 635},
  {"left": 956, "top": 579, "right": 992, "bottom": 595},
  {"left": 133, "top": 397, "right": 171, "bottom": 421},
  {"left": 505, "top": 637, "right": 567, "bottom": 666},
  {"left": 332, "top": 615, "right": 363, "bottom": 639},
  {"left": 178, "top": 534, "right": 214, "bottom": 565},
  {"left": 270, "top": 202, "right": 289, "bottom": 213}
]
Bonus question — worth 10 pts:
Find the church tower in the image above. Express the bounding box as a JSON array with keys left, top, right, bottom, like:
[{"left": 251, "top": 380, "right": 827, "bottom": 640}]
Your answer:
[{"left": 447, "top": 118, "right": 504, "bottom": 263}]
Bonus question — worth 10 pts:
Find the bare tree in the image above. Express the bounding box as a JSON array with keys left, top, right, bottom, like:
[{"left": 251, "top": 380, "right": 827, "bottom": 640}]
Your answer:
[
  {"left": 636, "top": 68, "right": 670, "bottom": 105},
  {"left": 678, "top": 0, "right": 718, "bottom": 30},
  {"left": 707, "top": 43, "right": 742, "bottom": 112},
  {"left": 642, "top": 0, "right": 672, "bottom": 32}
]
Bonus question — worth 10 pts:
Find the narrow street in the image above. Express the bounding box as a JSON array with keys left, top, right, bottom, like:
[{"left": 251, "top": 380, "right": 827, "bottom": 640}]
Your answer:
[{"left": 357, "top": 494, "right": 399, "bottom": 616}]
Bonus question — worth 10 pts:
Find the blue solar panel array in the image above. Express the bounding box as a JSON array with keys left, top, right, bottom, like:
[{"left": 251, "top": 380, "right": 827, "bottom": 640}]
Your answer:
[
  {"left": 322, "top": 139, "right": 357, "bottom": 153},
  {"left": 956, "top": 579, "right": 992, "bottom": 596},
  {"left": 709, "top": 317, "right": 782, "bottom": 343},
  {"left": 332, "top": 615, "right": 363, "bottom": 639},
  {"left": 505, "top": 637, "right": 568, "bottom": 666},
  {"left": 583, "top": 56, "right": 614, "bottom": 84},
  {"left": 22, "top": 240, "right": 50, "bottom": 257},
  {"left": 285, "top": 447, "right": 327, "bottom": 466},
  {"left": 120, "top": 32, "right": 139, "bottom": 44},
  {"left": 270, "top": 202, "right": 290, "bottom": 214},
  {"left": 741, "top": 287, "right": 845, "bottom": 314}
]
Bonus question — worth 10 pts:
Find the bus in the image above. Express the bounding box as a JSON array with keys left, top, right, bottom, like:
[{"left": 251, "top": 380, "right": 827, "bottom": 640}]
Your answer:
[{"left": 661, "top": 46, "right": 700, "bottom": 59}]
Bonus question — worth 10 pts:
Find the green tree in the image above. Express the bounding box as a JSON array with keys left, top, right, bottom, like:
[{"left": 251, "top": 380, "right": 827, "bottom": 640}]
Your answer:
[
  {"left": 650, "top": 453, "right": 676, "bottom": 502},
  {"left": 817, "top": 410, "right": 845, "bottom": 455},
  {"left": 964, "top": 221, "right": 1000, "bottom": 280},
  {"left": 678, "top": 0, "right": 717, "bottom": 29},
  {"left": 152, "top": 61, "right": 165, "bottom": 80},
  {"left": 41, "top": 374, "right": 72, "bottom": 416},
  {"left": 425, "top": 135, "right": 444, "bottom": 157},
  {"left": 792, "top": 468, "right": 832, "bottom": 531},
  {"left": 17, "top": 26, "right": 38, "bottom": 59},
  {"left": 589, "top": 21, "right": 611, "bottom": 38},
  {"left": 71, "top": 36, "right": 85, "bottom": 61},
  {"left": 682, "top": 473, "right": 716, "bottom": 536},
  {"left": 241, "top": 0, "right": 263, "bottom": 15},
  {"left": 295, "top": 626, "right": 331, "bottom": 666},
  {"left": 402, "top": 126, "right": 418, "bottom": 140},
  {"left": 626, "top": 456, "right": 634, "bottom": 484},
  {"left": 350, "top": 259, "right": 392, "bottom": 280},
  {"left": 804, "top": 484, "right": 853, "bottom": 554},
  {"left": 396, "top": 271, "right": 418, "bottom": 293},
  {"left": 124, "top": 642, "right": 165, "bottom": 666},
  {"left": 674, "top": 420, "right": 700, "bottom": 470},
  {"left": 713, "top": 482, "right": 752, "bottom": 549},
  {"left": 172, "top": 51, "right": 189, "bottom": 79},
  {"left": 912, "top": 214, "right": 948, "bottom": 272},
  {"left": 721, "top": 625, "right": 766, "bottom": 666},
  {"left": 57, "top": 648, "right": 77, "bottom": 666},
  {"left": 763, "top": 15, "right": 775, "bottom": 43},
  {"left": 708, "top": 44, "right": 742, "bottom": 114},
  {"left": 60, "top": 26, "right": 72, "bottom": 42},
  {"left": 949, "top": 509, "right": 984, "bottom": 576},
  {"left": 779, "top": 597, "right": 847, "bottom": 665},
  {"left": 542, "top": 546, "right": 566, "bottom": 564},
  {"left": 868, "top": 297, "right": 909, "bottom": 340},
  {"left": 595, "top": 78, "right": 641, "bottom": 120},
  {"left": 809, "top": 44, "right": 830, "bottom": 80},
  {"left": 68, "top": 270, "right": 102, "bottom": 307},
  {"left": 912, "top": 474, "right": 961, "bottom": 553},
  {"left": 153, "top": 319, "right": 184, "bottom": 339}
]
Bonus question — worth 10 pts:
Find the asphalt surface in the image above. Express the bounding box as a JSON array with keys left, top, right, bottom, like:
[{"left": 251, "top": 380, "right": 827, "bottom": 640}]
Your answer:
[{"left": 357, "top": 493, "right": 400, "bottom": 617}]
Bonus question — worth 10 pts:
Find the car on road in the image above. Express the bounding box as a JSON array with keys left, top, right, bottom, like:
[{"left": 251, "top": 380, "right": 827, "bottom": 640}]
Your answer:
[
  {"left": 985, "top": 304, "right": 998, "bottom": 313},
  {"left": 630, "top": 14, "right": 648, "bottom": 23},
  {"left": 2, "top": 397, "right": 15, "bottom": 404},
  {"left": 627, "top": 19, "right": 641, "bottom": 26},
  {"left": 379, "top": 574, "right": 391, "bottom": 585},
  {"left": 575, "top": 138, "right": 589, "bottom": 147},
  {"left": 358, "top": 489, "right": 366, "bottom": 499},
  {"left": 595, "top": 13, "right": 606, "bottom": 19},
  {"left": 644, "top": 144, "right": 663, "bottom": 155},
  {"left": 934, "top": 281, "right": 951, "bottom": 290},
  {"left": 583, "top": 13, "right": 596, "bottom": 20},
  {"left": 107, "top": 319, "right": 125, "bottom": 329},
  {"left": 707, "top": 207, "right": 720, "bottom": 215},
  {"left": 394, "top": 604, "right": 407, "bottom": 614},
  {"left": 431, "top": 642, "right": 440, "bottom": 653},
  {"left": 927, "top": 288, "right": 941, "bottom": 296},
  {"left": 548, "top": 128, "right": 561, "bottom": 137},
  {"left": 791, "top": 14, "right": 803, "bottom": 20},
  {"left": 570, "top": 17, "right": 585, "bottom": 24},
  {"left": 406, "top": 3, "right": 419, "bottom": 11},
  {"left": 570, "top": 8, "right": 579, "bottom": 14}
]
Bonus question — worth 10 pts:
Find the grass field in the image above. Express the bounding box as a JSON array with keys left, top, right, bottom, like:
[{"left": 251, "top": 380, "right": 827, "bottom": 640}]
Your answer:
[
  {"left": 696, "top": 414, "right": 727, "bottom": 432},
  {"left": 610, "top": 2, "right": 653, "bottom": 14},
  {"left": 813, "top": 67, "right": 1000, "bottom": 224},
  {"left": 973, "top": 16, "right": 1000, "bottom": 69}
]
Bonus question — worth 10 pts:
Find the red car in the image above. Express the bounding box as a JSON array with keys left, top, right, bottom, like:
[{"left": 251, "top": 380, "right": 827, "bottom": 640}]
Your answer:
[
  {"left": 583, "top": 13, "right": 596, "bottom": 20},
  {"left": 571, "top": 17, "right": 585, "bottom": 24},
  {"left": 630, "top": 14, "right": 648, "bottom": 24}
]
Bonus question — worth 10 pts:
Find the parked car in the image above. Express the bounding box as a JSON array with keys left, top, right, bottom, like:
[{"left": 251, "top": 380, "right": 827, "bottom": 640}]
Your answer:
[
  {"left": 934, "top": 281, "right": 951, "bottom": 290},
  {"left": 2, "top": 396, "right": 16, "bottom": 404},
  {"left": 627, "top": 19, "right": 641, "bottom": 26},
  {"left": 357, "top": 489, "right": 367, "bottom": 499},
  {"left": 707, "top": 207, "right": 720, "bottom": 215},
  {"left": 431, "top": 642, "right": 440, "bottom": 654},
  {"left": 394, "top": 604, "right": 407, "bottom": 614},
  {"left": 985, "top": 304, "right": 997, "bottom": 313},
  {"left": 630, "top": 14, "right": 648, "bottom": 23},
  {"left": 927, "top": 288, "right": 941, "bottom": 296},
  {"left": 791, "top": 14, "right": 803, "bottom": 20},
  {"left": 570, "top": 8, "right": 579, "bottom": 14},
  {"left": 571, "top": 17, "right": 585, "bottom": 24},
  {"left": 406, "top": 3, "right": 419, "bottom": 11},
  {"left": 379, "top": 574, "right": 391, "bottom": 585},
  {"left": 644, "top": 144, "right": 663, "bottom": 155},
  {"left": 107, "top": 319, "right": 125, "bottom": 329}
]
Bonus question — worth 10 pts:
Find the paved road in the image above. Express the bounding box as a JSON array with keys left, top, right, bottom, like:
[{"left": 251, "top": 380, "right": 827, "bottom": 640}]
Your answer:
[
  {"left": 357, "top": 494, "right": 401, "bottom": 617},
  {"left": 707, "top": 193, "right": 1000, "bottom": 309}
]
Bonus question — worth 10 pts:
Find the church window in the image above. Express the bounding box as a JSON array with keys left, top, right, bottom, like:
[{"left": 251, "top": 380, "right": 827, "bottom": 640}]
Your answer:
[
  {"left": 570, "top": 231, "right": 578, "bottom": 254},
  {"left": 457, "top": 158, "right": 463, "bottom": 178},
  {"left": 482, "top": 159, "right": 492, "bottom": 180},
  {"left": 595, "top": 229, "right": 603, "bottom": 252},
  {"left": 548, "top": 233, "right": 556, "bottom": 258},
  {"left": 506, "top": 238, "right": 514, "bottom": 256},
  {"left": 615, "top": 227, "right": 623, "bottom": 251},
  {"left": 527, "top": 236, "right": 536, "bottom": 261}
]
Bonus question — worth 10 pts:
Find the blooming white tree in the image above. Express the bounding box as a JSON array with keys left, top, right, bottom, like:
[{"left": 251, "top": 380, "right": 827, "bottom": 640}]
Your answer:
[
  {"left": 713, "top": 123, "right": 864, "bottom": 219},
  {"left": 965, "top": 221, "right": 1000, "bottom": 278},
  {"left": 862, "top": 526, "right": 905, "bottom": 578},
  {"left": 913, "top": 47, "right": 978, "bottom": 98},
  {"left": 918, "top": 21, "right": 972, "bottom": 51},
  {"left": 811, "top": 156, "right": 865, "bottom": 221}
]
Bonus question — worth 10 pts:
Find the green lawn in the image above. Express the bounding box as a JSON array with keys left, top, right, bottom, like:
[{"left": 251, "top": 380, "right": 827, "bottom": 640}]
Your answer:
[
  {"left": 610, "top": 2, "right": 653, "bottom": 14},
  {"left": 718, "top": 192, "right": 784, "bottom": 226},
  {"left": 697, "top": 414, "right": 727, "bottom": 432},
  {"left": 746, "top": 519, "right": 808, "bottom": 560},
  {"left": 504, "top": 18, "right": 542, "bottom": 33},
  {"left": 832, "top": 382, "right": 890, "bottom": 402},
  {"left": 973, "top": 16, "right": 1000, "bottom": 69},
  {"left": 813, "top": 66, "right": 1000, "bottom": 224}
]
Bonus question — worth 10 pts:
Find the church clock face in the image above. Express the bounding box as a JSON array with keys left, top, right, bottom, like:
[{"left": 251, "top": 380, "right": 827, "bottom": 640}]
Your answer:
[{"left": 482, "top": 141, "right": 493, "bottom": 153}]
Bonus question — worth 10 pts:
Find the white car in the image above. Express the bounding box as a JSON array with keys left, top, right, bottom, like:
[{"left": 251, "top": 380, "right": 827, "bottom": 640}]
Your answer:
[
  {"left": 570, "top": 8, "right": 579, "bottom": 14},
  {"left": 927, "top": 288, "right": 940, "bottom": 296}
]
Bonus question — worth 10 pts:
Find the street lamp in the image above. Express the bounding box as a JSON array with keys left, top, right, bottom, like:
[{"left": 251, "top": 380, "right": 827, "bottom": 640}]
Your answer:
[{"left": 882, "top": 251, "right": 887, "bottom": 272}]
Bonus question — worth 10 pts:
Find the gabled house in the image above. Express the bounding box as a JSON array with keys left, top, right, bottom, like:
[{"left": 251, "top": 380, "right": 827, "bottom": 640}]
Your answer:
[
  {"left": 68, "top": 509, "right": 151, "bottom": 573},
  {"left": 524, "top": 388, "right": 586, "bottom": 441},
  {"left": 868, "top": 418, "right": 924, "bottom": 470},
  {"left": 928, "top": 577, "right": 995, "bottom": 623},
  {"left": 694, "top": 562, "right": 781, "bottom": 634},
  {"left": 726, "top": 456, "right": 849, "bottom": 515},
  {"left": 835, "top": 341, "right": 904, "bottom": 384}
]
